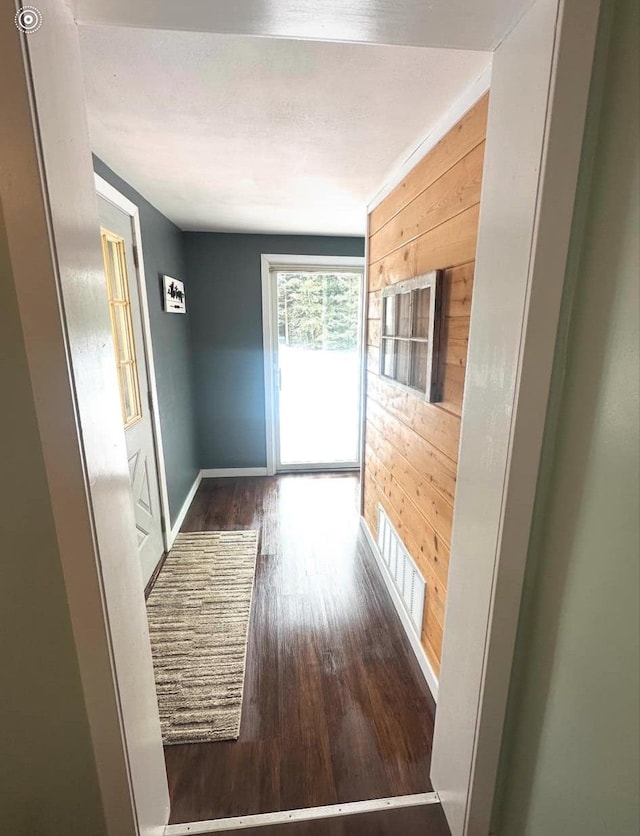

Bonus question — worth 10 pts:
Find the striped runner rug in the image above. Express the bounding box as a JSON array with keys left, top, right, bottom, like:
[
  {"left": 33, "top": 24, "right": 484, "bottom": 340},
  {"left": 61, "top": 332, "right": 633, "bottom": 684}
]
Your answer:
[{"left": 146, "top": 530, "right": 259, "bottom": 745}]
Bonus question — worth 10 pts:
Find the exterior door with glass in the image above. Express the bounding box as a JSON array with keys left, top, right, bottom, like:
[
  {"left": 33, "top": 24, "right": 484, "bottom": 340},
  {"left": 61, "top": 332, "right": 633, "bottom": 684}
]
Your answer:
[{"left": 272, "top": 265, "right": 363, "bottom": 471}]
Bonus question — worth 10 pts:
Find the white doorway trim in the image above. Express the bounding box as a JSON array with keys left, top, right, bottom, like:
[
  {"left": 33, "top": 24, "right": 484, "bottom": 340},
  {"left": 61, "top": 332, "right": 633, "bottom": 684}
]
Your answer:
[
  {"left": 429, "top": 1, "right": 601, "bottom": 834},
  {"left": 363, "top": 2, "right": 601, "bottom": 833},
  {"left": 95, "top": 173, "right": 172, "bottom": 552},
  {"left": 3, "top": 1, "right": 170, "bottom": 832},
  {"left": 260, "top": 253, "right": 365, "bottom": 475}
]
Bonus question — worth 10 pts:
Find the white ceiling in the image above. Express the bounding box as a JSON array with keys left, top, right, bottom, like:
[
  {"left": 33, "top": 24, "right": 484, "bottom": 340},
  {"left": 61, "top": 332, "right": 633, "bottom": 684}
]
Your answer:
[
  {"left": 75, "top": 0, "right": 533, "bottom": 52},
  {"left": 80, "top": 26, "right": 490, "bottom": 235}
]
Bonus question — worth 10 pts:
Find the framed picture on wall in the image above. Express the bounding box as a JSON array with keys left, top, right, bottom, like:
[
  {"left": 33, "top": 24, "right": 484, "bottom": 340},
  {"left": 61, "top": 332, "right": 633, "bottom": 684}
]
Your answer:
[{"left": 163, "top": 275, "right": 186, "bottom": 313}]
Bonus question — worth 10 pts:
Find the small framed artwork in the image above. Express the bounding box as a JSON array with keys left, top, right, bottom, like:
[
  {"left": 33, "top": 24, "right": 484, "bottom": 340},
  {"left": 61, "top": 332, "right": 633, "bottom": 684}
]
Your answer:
[{"left": 163, "top": 275, "right": 186, "bottom": 313}]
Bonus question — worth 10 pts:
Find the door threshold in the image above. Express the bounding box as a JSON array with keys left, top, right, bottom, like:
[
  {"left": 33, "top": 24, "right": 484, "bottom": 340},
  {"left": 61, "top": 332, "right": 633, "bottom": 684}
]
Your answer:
[{"left": 164, "top": 792, "right": 440, "bottom": 834}]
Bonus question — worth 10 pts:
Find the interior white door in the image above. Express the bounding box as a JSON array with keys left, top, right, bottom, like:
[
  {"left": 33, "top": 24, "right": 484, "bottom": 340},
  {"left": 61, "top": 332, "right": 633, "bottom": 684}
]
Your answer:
[{"left": 98, "top": 197, "right": 164, "bottom": 582}]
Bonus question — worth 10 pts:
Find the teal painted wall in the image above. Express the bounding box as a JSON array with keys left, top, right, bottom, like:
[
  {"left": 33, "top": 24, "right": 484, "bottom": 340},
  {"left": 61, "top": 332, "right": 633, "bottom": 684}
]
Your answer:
[
  {"left": 92, "top": 163, "right": 365, "bottom": 483},
  {"left": 184, "top": 232, "right": 364, "bottom": 469},
  {"left": 494, "top": 1, "right": 640, "bottom": 833}
]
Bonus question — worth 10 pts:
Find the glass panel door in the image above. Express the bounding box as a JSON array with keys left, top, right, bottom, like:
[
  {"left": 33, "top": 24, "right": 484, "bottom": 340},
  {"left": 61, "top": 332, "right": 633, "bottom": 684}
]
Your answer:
[{"left": 275, "top": 269, "right": 362, "bottom": 469}]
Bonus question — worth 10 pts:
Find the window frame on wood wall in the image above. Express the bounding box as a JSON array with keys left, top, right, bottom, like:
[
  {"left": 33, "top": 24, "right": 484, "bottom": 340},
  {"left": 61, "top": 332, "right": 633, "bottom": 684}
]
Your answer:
[{"left": 379, "top": 270, "right": 443, "bottom": 402}]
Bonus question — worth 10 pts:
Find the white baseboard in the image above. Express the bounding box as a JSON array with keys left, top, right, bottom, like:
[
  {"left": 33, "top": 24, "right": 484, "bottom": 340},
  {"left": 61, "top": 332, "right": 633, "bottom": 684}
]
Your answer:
[
  {"left": 200, "top": 467, "right": 268, "bottom": 478},
  {"left": 359, "top": 516, "right": 439, "bottom": 702},
  {"left": 168, "top": 471, "right": 203, "bottom": 548}
]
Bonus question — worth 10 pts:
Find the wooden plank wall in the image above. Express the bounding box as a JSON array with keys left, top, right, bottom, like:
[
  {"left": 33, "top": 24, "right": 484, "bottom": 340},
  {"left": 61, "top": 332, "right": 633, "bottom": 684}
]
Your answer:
[{"left": 363, "top": 93, "right": 488, "bottom": 676}]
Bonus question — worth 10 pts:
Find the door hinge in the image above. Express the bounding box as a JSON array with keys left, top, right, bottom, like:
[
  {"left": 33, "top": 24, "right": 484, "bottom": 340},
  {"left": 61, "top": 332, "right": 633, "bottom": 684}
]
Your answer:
[
  {"left": 132, "top": 245, "right": 139, "bottom": 269},
  {"left": 147, "top": 390, "right": 154, "bottom": 412}
]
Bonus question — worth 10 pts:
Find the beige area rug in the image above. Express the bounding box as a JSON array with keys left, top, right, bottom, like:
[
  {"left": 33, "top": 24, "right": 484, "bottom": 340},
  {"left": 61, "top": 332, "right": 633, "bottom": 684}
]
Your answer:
[{"left": 146, "top": 530, "right": 259, "bottom": 745}]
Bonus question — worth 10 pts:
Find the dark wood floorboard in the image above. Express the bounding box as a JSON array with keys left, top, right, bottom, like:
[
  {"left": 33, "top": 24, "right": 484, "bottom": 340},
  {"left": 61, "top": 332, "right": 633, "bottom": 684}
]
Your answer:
[
  {"left": 164, "top": 473, "right": 438, "bottom": 825},
  {"left": 209, "top": 804, "right": 451, "bottom": 836}
]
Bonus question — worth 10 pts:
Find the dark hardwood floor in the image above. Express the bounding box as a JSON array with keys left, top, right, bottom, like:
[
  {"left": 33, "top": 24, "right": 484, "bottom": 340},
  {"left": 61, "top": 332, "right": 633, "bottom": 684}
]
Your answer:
[
  {"left": 164, "top": 473, "right": 440, "bottom": 828},
  {"left": 210, "top": 804, "right": 451, "bottom": 835}
]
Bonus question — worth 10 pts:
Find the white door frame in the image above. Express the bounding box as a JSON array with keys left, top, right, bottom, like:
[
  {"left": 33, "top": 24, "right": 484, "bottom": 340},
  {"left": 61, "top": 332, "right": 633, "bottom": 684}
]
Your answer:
[
  {"left": 431, "top": 2, "right": 601, "bottom": 833},
  {"left": 3, "top": 0, "right": 600, "bottom": 834},
  {"left": 366, "top": 0, "right": 601, "bottom": 833},
  {"left": 261, "top": 253, "right": 365, "bottom": 475},
  {"left": 2, "top": 2, "right": 170, "bottom": 833},
  {"left": 364, "top": 0, "right": 601, "bottom": 831},
  {"left": 95, "top": 174, "right": 172, "bottom": 554}
]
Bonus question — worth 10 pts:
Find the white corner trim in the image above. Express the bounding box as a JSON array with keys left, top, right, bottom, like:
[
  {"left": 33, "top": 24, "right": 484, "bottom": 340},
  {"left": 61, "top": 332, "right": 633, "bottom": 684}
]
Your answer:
[
  {"left": 367, "top": 63, "right": 492, "bottom": 213},
  {"left": 168, "top": 471, "right": 203, "bottom": 548},
  {"left": 200, "top": 467, "right": 269, "bottom": 478},
  {"left": 163, "top": 792, "right": 439, "bottom": 834},
  {"left": 359, "top": 517, "right": 439, "bottom": 702},
  {"left": 94, "top": 171, "right": 173, "bottom": 552}
]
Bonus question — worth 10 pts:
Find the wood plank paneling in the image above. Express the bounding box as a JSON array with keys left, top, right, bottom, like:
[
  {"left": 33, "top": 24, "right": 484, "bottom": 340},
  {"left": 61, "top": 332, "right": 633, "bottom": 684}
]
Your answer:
[
  {"left": 366, "top": 421, "right": 453, "bottom": 546},
  {"left": 370, "top": 93, "right": 489, "bottom": 235},
  {"left": 365, "top": 473, "right": 447, "bottom": 616},
  {"left": 368, "top": 290, "right": 382, "bottom": 320},
  {"left": 365, "top": 447, "right": 450, "bottom": 588},
  {"left": 363, "top": 480, "right": 378, "bottom": 541},
  {"left": 369, "top": 141, "right": 485, "bottom": 264},
  {"left": 369, "top": 243, "right": 416, "bottom": 293},
  {"left": 369, "top": 204, "right": 481, "bottom": 291},
  {"left": 363, "top": 94, "right": 487, "bottom": 675},
  {"left": 367, "top": 346, "right": 380, "bottom": 374},
  {"left": 443, "top": 261, "right": 474, "bottom": 316},
  {"left": 422, "top": 623, "right": 443, "bottom": 677},
  {"left": 362, "top": 478, "right": 447, "bottom": 665},
  {"left": 444, "top": 315, "right": 471, "bottom": 341},
  {"left": 441, "top": 338, "right": 469, "bottom": 368},
  {"left": 365, "top": 476, "right": 446, "bottom": 669},
  {"left": 438, "top": 364, "right": 466, "bottom": 418},
  {"left": 421, "top": 632, "right": 442, "bottom": 678},
  {"left": 367, "top": 319, "right": 381, "bottom": 348},
  {"left": 367, "top": 372, "right": 460, "bottom": 464},
  {"left": 366, "top": 399, "right": 457, "bottom": 505}
]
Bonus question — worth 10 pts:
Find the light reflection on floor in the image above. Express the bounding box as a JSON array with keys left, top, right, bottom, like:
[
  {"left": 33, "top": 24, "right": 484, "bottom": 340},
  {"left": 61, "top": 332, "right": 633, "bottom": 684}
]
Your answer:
[{"left": 275, "top": 473, "right": 361, "bottom": 631}]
